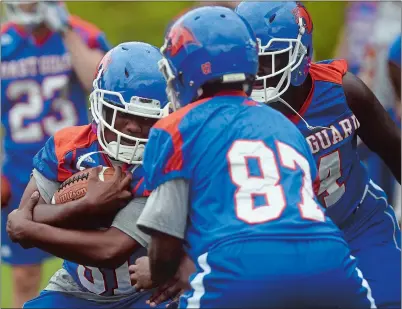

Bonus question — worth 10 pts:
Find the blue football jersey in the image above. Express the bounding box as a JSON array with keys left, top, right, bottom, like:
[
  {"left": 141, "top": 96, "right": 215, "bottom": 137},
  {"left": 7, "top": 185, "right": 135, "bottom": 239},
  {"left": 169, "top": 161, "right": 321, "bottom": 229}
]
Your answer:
[
  {"left": 33, "top": 124, "right": 149, "bottom": 296},
  {"left": 1, "top": 17, "right": 111, "bottom": 187},
  {"left": 144, "top": 91, "right": 344, "bottom": 261},
  {"left": 290, "top": 60, "right": 369, "bottom": 225}
]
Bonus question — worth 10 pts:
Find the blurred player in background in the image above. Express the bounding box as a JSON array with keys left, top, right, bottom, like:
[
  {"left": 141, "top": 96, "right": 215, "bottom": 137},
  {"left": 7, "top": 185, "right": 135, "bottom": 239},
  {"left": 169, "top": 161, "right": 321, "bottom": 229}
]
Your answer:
[
  {"left": 347, "top": 1, "right": 402, "bottom": 221},
  {"left": 236, "top": 1, "right": 401, "bottom": 307},
  {"left": 6, "top": 42, "right": 174, "bottom": 309},
  {"left": 360, "top": 33, "right": 402, "bottom": 221},
  {"left": 136, "top": 6, "right": 376, "bottom": 308},
  {"left": 1, "top": 1, "right": 110, "bottom": 307},
  {"left": 356, "top": 2, "right": 400, "bottom": 111},
  {"left": 334, "top": 2, "right": 378, "bottom": 76}
]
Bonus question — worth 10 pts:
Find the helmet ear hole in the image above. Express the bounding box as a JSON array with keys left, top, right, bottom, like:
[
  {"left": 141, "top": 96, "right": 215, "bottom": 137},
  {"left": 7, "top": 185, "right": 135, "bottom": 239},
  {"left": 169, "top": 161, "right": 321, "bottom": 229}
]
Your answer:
[
  {"left": 125, "top": 68, "right": 129, "bottom": 78},
  {"left": 178, "top": 72, "right": 185, "bottom": 86},
  {"left": 269, "top": 14, "right": 276, "bottom": 23}
]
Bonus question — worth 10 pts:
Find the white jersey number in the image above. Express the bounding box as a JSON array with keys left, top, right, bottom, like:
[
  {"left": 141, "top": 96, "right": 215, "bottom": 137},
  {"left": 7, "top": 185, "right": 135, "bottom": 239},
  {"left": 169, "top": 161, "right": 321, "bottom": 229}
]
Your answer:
[
  {"left": 7, "top": 75, "right": 78, "bottom": 143},
  {"left": 317, "top": 150, "right": 345, "bottom": 207},
  {"left": 77, "top": 263, "right": 133, "bottom": 295},
  {"left": 227, "top": 140, "right": 325, "bottom": 224}
]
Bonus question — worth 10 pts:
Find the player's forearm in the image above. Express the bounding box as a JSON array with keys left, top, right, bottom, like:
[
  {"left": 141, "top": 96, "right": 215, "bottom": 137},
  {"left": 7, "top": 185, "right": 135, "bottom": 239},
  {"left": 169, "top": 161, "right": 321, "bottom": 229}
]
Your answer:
[
  {"left": 32, "top": 199, "right": 95, "bottom": 229},
  {"left": 62, "top": 29, "right": 104, "bottom": 92},
  {"left": 21, "top": 222, "right": 133, "bottom": 268},
  {"left": 148, "top": 236, "right": 183, "bottom": 285}
]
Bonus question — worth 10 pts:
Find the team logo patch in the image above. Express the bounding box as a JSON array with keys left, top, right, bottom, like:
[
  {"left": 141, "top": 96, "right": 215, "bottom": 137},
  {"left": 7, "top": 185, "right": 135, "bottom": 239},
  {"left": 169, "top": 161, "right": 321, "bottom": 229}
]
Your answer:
[
  {"left": 292, "top": 2, "right": 313, "bottom": 34},
  {"left": 165, "top": 24, "right": 200, "bottom": 57},
  {"left": 201, "top": 62, "right": 211, "bottom": 75}
]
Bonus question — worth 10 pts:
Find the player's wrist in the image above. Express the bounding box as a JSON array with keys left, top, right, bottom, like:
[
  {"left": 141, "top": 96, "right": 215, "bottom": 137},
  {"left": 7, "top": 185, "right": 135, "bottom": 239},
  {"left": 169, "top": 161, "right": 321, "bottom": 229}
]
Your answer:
[{"left": 15, "top": 220, "right": 37, "bottom": 242}]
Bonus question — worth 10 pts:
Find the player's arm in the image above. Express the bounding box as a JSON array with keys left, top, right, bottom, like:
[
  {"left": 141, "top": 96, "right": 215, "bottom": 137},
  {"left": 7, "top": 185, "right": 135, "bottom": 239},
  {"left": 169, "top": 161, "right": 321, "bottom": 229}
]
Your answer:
[
  {"left": 21, "top": 167, "right": 131, "bottom": 229},
  {"left": 137, "top": 179, "right": 190, "bottom": 285},
  {"left": 42, "top": 3, "right": 110, "bottom": 92},
  {"left": 343, "top": 72, "right": 401, "bottom": 183},
  {"left": 19, "top": 173, "right": 93, "bottom": 229},
  {"left": 8, "top": 197, "right": 149, "bottom": 268},
  {"left": 62, "top": 28, "right": 107, "bottom": 92}
]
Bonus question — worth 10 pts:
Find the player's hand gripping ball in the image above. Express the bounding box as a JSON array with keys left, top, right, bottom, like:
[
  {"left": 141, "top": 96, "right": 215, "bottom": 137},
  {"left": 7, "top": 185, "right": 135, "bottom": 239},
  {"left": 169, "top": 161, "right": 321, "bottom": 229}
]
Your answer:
[{"left": 51, "top": 167, "right": 116, "bottom": 204}]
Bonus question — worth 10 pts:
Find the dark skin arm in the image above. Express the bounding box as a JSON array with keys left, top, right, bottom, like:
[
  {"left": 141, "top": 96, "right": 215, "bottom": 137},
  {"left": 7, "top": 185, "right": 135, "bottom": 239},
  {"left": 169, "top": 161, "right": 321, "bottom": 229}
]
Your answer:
[
  {"left": 129, "top": 254, "right": 196, "bottom": 307},
  {"left": 19, "top": 166, "right": 132, "bottom": 229},
  {"left": 343, "top": 72, "right": 401, "bottom": 183},
  {"left": 17, "top": 223, "right": 138, "bottom": 269},
  {"left": 148, "top": 231, "right": 185, "bottom": 286},
  {"left": 388, "top": 61, "right": 401, "bottom": 101},
  {"left": 20, "top": 177, "right": 95, "bottom": 229},
  {"left": 8, "top": 192, "right": 139, "bottom": 268}
]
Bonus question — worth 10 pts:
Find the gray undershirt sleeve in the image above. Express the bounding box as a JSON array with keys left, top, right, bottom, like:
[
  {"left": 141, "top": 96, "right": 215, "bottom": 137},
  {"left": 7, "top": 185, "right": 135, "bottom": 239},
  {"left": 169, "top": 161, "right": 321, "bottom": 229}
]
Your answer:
[
  {"left": 111, "top": 197, "right": 151, "bottom": 248},
  {"left": 32, "top": 168, "right": 60, "bottom": 204},
  {"left": 137, "top": 178, "right": 189, "bottom": 240}
]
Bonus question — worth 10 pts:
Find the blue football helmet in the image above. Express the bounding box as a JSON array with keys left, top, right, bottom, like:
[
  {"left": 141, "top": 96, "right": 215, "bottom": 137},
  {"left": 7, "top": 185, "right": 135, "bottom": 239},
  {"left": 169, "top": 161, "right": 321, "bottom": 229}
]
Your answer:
[
  {"left": 158, "top": 6, "right": 259, "bottom": 108},
  {"left": 235, "top": 1, "right": 314, "bottom": 103},
  {"left": 90, "top": 42, "right": 171, "bottom": 165}
]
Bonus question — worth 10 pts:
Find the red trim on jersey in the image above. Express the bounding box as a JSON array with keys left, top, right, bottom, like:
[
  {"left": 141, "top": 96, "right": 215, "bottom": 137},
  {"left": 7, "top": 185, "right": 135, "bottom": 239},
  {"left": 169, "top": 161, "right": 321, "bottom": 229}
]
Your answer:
[
  {"left": 309, "top": 60, "right": 348, "bottom": 84},
  {"left": 1, "top": 21, "right": 53, "bottom": 46},
  {"left": 132, "top": 177, "right": 144, "bottom": 195},
  {"left": 1, "top": 22, "right": 25, "bottom": 37},
  {"left": 289, "top": 60, "right": 348, "bottom": 124},
  {"left": 33, "top": 28, "right": 53, "bottom": 46},
  {"left": 153, "top": 97, "right": 211, "bottom": 174},
  {"left": 54, "top": 125, "right": 98, "bottom": 182}
]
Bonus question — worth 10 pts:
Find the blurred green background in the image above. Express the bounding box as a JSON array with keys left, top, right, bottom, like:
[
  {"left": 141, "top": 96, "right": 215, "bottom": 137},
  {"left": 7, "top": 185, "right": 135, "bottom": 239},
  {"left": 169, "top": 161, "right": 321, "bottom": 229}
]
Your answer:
[{"left": 1, "top": 1, "right": 346, "bottom": 308}]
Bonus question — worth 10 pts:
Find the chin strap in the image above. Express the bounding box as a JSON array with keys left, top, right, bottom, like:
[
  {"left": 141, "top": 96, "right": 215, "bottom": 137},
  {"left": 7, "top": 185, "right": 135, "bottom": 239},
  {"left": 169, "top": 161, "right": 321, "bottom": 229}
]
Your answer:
[{"left": 276, "top": 97, "right": 331, "bottom": 131}]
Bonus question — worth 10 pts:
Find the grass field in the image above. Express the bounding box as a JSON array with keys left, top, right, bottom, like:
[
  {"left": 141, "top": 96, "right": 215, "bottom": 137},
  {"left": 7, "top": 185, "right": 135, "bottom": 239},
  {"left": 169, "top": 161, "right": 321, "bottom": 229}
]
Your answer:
[{"left": 1, "top": 258, "right": 62, "bottom": 308}]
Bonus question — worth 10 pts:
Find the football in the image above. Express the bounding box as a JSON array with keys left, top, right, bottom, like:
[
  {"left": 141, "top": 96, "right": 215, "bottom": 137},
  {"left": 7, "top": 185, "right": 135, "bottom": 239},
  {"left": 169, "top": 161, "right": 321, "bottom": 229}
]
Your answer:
[{"left": 51, "top": 167, "right": 116, "bottom": 205}]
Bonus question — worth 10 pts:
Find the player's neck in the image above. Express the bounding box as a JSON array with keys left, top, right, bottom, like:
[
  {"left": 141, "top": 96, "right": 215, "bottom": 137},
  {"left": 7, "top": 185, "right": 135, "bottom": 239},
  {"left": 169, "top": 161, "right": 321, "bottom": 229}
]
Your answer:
[
  {"left": 271, "top": 74, "right": 312, "bottom": 117},
  {"left": 31, "top": 24, "right": 52, "bottom": 41}
]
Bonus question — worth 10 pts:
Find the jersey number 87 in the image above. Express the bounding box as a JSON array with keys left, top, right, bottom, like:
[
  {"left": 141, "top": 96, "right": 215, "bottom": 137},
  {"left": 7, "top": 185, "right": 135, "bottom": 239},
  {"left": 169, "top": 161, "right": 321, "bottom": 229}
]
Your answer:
[{"left": 228, "top": 140, "right": 325, "bottom": 224}]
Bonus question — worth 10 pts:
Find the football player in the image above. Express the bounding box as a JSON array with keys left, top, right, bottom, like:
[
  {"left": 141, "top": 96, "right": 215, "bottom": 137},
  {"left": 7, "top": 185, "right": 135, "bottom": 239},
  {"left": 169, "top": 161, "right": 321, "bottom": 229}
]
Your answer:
[
  {"left": 1, "top": 2, "right": 110, "bottom": 306},
  {"left": 236, "top": 2, "right": 401, "bottom": 307},
  {"left": 360, "top": 33, "right": 402, "bottom": 221},
  {"left": 135, "top": 6, "right": 376, "bottom": 308},
  {"left": 6, "top": 42, "right": 173, "bottom": 309}
]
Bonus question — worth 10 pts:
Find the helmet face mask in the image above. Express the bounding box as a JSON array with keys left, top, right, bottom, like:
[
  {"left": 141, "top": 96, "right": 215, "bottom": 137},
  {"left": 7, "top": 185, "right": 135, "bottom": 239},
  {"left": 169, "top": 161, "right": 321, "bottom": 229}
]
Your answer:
[
  {"left": 252, "top": 19, "right": 308, "bottom": 104},
  {"left": 235, "top": 1, "right": 314, "bottom": 104},
  {"left": 91, "top": 77, "right": 171, "bottom": 165},
  {"left": 158, "top": 57, "right": 181, "bottom": 111},
  {"left": 90, "top": 42, "right": 171, "bottom": 165}
]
